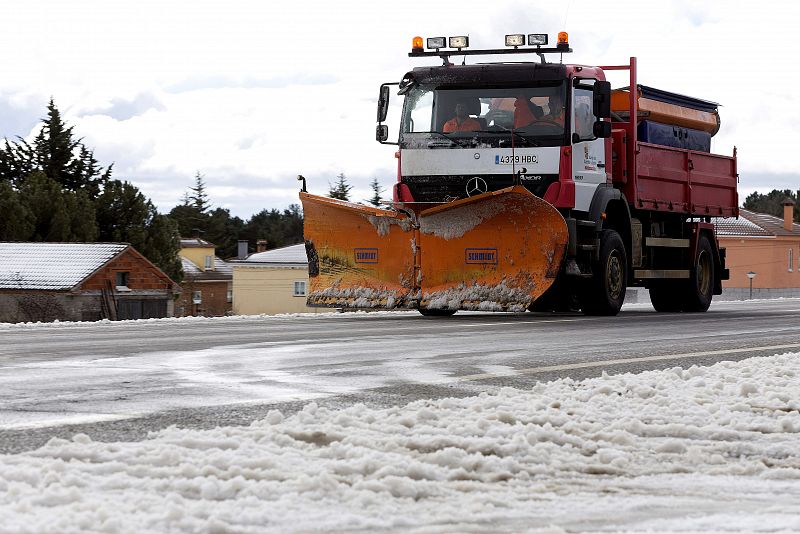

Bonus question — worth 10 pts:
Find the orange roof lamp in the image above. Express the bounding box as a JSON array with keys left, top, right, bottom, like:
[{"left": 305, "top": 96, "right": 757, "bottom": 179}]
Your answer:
[
  {"left": 412, "top": 36, "right": 424, "bottom": 53},
  {"left": 557, "top": 31, "right": 569, "bottom": 50}
]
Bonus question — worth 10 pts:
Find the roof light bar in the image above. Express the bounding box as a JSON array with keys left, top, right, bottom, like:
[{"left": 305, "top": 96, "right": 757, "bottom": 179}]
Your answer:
[
  {"left": 448, "top": 36, "right": 469, "bottom": 49},
  {"left": 505, "top": 34, "right": 525, "bottom": 48},
  {"left": 426, "top": 37, "right": 446, "bottom": 50}
]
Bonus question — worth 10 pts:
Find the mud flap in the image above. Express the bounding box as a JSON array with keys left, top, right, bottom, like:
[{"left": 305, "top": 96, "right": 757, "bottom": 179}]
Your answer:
[
  {"left": 300, "top": 192, "right": 417, "bottom": 308},
  {"left": 417, "top": 186, "right": 568, "bottom": 312},
  {"left": 300, "top": 186, "right": 568, "bottom": 312}
]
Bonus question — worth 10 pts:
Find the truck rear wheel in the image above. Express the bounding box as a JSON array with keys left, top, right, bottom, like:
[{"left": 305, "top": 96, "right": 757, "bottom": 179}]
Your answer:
[
  {"left": 682, "top": 235, "right": 714, "bottom": 312},
  {"left": 580, "top": 229, "right": 627, "bottom": 316},
  {"left": 649, "top": 283, "right": 683, "bottom": 312}
]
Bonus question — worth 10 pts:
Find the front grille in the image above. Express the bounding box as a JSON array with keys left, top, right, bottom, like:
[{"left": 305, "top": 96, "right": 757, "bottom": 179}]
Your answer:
[{"left": 403, "top": 174, "right": 559, "bottom": 203}]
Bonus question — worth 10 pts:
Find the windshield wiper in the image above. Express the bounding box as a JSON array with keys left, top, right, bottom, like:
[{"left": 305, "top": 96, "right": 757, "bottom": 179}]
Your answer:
[
  {"left": 426, "top": 131, "right": 474, "bottom": 147},
  {"left": 485, "top": 126, "right": 539, "bottom": 147}
]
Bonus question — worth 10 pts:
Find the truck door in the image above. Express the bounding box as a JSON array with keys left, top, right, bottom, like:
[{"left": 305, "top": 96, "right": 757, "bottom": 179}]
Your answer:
[{"left": 572, "top": 83, "right": 606, "bottom": 212}]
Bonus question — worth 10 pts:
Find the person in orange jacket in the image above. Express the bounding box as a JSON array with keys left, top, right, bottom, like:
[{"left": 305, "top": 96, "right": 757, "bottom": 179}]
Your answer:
[
  {"left": 542, "top": 92, "right": 566, "bottom": 126},
  {"left": 442, "top": 102, "right": 481, "bottom": 133}
]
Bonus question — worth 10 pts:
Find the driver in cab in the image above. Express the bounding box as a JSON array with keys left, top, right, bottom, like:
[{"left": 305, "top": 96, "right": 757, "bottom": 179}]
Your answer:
[
  {"left": 514, "top": 92, "right": 565, "bottom": 129},
  {"left": 442, "top": 102, "right": 481, "bottom": 133}
]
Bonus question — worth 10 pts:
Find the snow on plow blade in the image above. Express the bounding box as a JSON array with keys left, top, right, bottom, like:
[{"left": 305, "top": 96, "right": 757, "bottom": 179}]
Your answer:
[
  {"left": 300, "top": 186, "right": 568, "bottom": 312},
  {"left": 300, "top": 192, "right": 417, "bottom": 309},
  {"left": 417, "top": 186, "right": 567, "bottom": 312}
]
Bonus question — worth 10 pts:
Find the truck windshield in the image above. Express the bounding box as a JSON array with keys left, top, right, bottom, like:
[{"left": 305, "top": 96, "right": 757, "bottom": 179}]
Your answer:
[{"left": 401, "top": 82, "right": 567, "bottom": 147}]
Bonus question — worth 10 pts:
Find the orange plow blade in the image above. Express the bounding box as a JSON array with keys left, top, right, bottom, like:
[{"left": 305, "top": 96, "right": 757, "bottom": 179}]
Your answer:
[
  {"left": 417, "top": 186, "right": 568, "bottom": 312},
  {"left": 300, "top": 186, "right": 568, "bottom": 312},
  {"left": 300, "top": 192, "right": 417, "bottom": 309}
]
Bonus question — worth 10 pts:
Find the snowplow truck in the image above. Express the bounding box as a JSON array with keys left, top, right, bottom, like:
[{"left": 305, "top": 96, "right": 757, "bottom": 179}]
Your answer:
[{"left": 300, "top": 33, "right": 738, "bottom": 316}]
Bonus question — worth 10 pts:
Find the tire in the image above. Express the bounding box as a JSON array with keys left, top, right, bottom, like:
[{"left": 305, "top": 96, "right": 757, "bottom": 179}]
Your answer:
[
  {"left": 683, "top": 235, "right": 714, "bottom": 312},
  {"left": 418, "top": 308, "right": 457, "bottom": 317},
  {"left": 649, "top": 283, "right": 683, "bottom": 312},
  {"left": 580, "top": 229, "right": 627, "bottom": 316},
  {"left": 528, "top": 276, "right": 579, "bottom": 313}
]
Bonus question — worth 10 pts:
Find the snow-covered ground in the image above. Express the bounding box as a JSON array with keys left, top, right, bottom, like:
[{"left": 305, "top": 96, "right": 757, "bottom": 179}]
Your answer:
[{"left": 2, "top": 352, "right": 799, "bottom": 533}]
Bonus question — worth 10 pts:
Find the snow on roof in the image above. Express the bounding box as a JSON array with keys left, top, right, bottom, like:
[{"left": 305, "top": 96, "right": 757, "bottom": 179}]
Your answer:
[
  {"left": 179, "top": 237, "right": 216, "bottom": 249},
  {"left": 713, "top": 214, "right": 771, "bottom": 237},
  {"left": 241, "top": 243, "right": 307, "bottom": 264},
  {"left": 0, "top": 242, "right": 127, "bottom": 290},
  {"left": 181, "top": 256, "right": 233, "bottom": 281}
]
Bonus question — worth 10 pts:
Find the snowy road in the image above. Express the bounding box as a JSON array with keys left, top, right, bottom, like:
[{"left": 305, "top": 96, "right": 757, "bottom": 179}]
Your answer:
[{"left": 1, "top": 299, "right": 799, "bottom": 453}]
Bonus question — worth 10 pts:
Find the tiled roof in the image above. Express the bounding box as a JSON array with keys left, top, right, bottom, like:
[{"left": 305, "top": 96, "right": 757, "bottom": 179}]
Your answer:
[
  {"left": 240, "top": 243, "right": 307, "bottom": 264},
  {"left": 180, "top": 237, "right": 216, "bottom": 248},
  {"left": 738, "top": 209, "right": 800, "bottom": 237},
  {"left": 713, "top": 215, "right": 771, "bottom": 237},
  {"left": 0, "top": 243, "right": 127, "bottom": 290},
  {"left": 181, "top": 256, "right": 233, "bottom": 281},
  {"left": 714, "top": 209, "right": 800, "bottom": 238}
]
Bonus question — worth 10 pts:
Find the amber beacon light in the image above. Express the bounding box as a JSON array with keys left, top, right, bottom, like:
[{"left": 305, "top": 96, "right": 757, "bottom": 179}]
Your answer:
[
  {"left": 412, "top": 36, "right": 424, "bottom": 53},
  {"left": 558, "top": 32, "right": 569, "bottom": 45}
]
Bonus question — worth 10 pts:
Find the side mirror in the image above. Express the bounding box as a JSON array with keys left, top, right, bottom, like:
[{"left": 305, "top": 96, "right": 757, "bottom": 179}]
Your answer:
[
  {"left": 593, "top": 120, "right": 612, "bottom": 138},
  {"left": 377, "top": 85, "right": 390, "bottom": 122},
  {"left": 376, "top": 124, "right": 388, "bottom": 142},
  {"left": 593, "top": 81, "right": 611, "bottom": 119}
]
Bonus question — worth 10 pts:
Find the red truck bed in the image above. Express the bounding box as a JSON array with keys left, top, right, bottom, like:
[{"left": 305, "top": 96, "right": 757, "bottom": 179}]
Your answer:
[{"left": 611, "top": 130, "right": 738, "bottom": 218}]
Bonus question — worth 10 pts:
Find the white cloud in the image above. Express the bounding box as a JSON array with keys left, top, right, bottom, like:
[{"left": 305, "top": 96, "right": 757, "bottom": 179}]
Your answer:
[{"left": 1, "top": 0, "right": 798, "bottom": 216}]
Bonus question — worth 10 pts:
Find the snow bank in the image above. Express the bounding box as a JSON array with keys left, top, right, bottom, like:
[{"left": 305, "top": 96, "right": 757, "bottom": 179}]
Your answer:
[{"left": 1, "top": 353, "right": 800, "bottom": 532}]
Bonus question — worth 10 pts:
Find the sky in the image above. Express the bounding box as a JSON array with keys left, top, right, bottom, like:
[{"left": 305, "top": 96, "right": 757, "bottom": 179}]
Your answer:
[
  {"left": 1, "top": 0, "right": 798, "bottom": 218},
  {"left": 1, "top": 325, "right": 798, "bottom": 531}
]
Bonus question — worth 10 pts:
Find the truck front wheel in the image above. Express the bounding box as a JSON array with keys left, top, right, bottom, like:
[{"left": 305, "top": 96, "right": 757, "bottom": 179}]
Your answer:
[{"left": 580, "top": 229, "right": 627, "bottom": 316}]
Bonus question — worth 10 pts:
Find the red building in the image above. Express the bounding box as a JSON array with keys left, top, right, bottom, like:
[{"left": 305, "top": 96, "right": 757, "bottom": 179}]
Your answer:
[{"left": 0, "top": 243, "right": 178, "bottom": 322}]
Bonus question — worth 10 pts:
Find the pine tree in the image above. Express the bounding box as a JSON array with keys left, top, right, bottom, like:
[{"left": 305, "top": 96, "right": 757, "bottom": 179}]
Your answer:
[
  {"left": 95, "top": 180, "right": 151, "bottom": 244},
  {"left": 743, "top": 189, "right": 799, "bottom": 222},
  {"left": 0, "top": 180, "right": 34, "bottom": 240},
  {"left": 189, "top": 172, "right": 211, "bottom": 213},
  {"left": 18, "top": 171, "right": 72, "bottom": 241},
  {"left": 140, "top": 213, "right": 183, "bottom": 283},
  {"left": 368, "top": 177, "right": 384, "bottom": 207},
  {"left": 328, "top": 172, "right": 352, "bottom": 201},
  {"left": 205, "top": 207, "right": 245, "bottom": 258}
]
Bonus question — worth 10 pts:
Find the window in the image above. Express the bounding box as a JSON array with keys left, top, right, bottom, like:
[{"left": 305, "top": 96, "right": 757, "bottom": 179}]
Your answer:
[
  {"left": 790, "top": 248, "right": 794, "bottom": 272},
  {"left": 573, "top": 87, "right": 595, "bottom": 141},
  {"left": 293, "top": 281, "right": 307, "bottom": 297},
  {"left": 192, "top": 290, "right": 202, "bottom": 304},
  {"left": 400, "top": 81, "right": 567, "bottom": 147},
  {"left": 115, "top": 271, "right": 130, "bottom": 288},
  {"left": 204, "top": 255, "right": 213, "bottom": 270},
  {"left": 227, "top": 288, "right": 233, "bottom": 303}
]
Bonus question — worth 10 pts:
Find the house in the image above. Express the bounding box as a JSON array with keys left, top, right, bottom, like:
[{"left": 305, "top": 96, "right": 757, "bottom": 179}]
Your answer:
[
  {"left": 176, "top": 238, "right": 233, "bottom": 317},
  {"left": 231, "top": 243, "right": 326, "bottom": 315},
  {"left": 716, "top": 201, "right": 800, "bottom": 299},
  {"left": 0, "top": 242, "right": 178, "bottom": 323}
]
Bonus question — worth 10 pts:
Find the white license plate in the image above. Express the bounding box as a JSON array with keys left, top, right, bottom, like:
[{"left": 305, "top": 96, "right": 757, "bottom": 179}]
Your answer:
[{"left": 495, "top": 154, "right": 538, "bottom": 165}]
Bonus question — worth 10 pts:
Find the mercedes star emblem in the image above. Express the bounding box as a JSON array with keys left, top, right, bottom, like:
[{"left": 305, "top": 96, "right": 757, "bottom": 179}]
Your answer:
[{"left": 465, "top": 176, "right": 488, "bottom": 197}]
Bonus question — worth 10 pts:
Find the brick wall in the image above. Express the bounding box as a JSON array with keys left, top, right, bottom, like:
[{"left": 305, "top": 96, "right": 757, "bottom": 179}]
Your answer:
[
  {"left": 176, "top": 280, "right": 232, "bottom": 317},
  {"left": 81, "top": 248, "right": 174, "bottom": 291}
]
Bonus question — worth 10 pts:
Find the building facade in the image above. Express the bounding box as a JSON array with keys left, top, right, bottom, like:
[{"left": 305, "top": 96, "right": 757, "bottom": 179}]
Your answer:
[
  {"left": 232, "top": 243, "right": 326, "bottom": 315},
  {"left": 176, "top": 238, "right": 233, "bottom": 317},
  {"left": 0, "top": 243, "right": 177, "bottom": 323},
  {"left": 717, "top": 203, "right": 800, "bottom": 299}
]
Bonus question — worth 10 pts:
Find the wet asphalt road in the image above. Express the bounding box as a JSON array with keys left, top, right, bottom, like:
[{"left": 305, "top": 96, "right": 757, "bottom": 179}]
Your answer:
[{"left": 1, "top": 298, "right": 799, "bottom": 453}]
